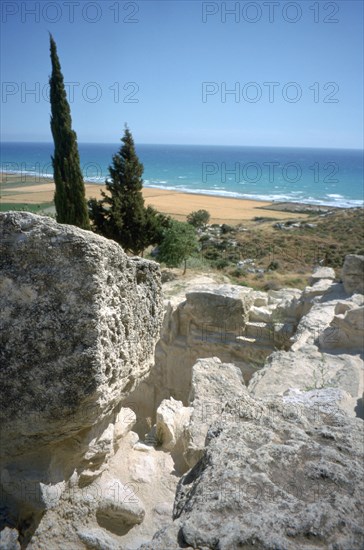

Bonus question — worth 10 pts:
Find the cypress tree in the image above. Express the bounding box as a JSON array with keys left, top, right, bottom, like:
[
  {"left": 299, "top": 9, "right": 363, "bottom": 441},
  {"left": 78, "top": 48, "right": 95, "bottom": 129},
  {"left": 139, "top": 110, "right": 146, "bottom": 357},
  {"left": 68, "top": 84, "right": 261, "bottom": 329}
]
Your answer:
[
  {"left": 89, "top": 126, "right": 168, "bottom": 255},
  {"left": 49, "top": 34, "right": 90, "bottom": 229}
]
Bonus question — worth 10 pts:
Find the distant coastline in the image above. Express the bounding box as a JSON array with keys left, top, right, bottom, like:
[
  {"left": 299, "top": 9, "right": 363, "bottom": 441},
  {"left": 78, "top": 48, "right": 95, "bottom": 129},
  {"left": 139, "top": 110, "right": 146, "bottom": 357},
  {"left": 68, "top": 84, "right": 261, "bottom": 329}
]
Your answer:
[{"left": 1, "top": 142, "right": 363, "bottom": 208}]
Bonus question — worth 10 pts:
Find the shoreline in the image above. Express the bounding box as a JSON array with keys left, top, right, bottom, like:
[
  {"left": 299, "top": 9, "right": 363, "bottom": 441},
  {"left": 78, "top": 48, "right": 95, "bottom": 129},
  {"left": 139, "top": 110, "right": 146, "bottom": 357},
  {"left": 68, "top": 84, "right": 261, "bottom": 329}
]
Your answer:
[
  {"left": 1, "top": 173, "right": 359, "bottom": 224},
  {"left": 1, "top": 170, "right": 363, "bottom": 210}
]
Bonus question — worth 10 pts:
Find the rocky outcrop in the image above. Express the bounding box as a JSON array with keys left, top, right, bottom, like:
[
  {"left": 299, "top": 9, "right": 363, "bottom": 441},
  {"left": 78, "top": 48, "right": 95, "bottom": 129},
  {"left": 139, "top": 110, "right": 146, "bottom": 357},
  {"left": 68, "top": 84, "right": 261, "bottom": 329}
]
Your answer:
[
  {"left": 139, "top": 255, "right": 363, "bottom": 549},
  {"left": 342, "top": 254, "right": 364, "bottom": 294},
  {"left": 183, "top": 358, "right": 246, "bottom": 469},
  {"left": 0, "top": 212, "right": 163, "bottom": 543},
  {"left": 127, "top": 282, "right": 302, "bottom": 437},
  {"left": 156, "top": 398, "right": 191, "bottom": 452},
  {"left": 0, "top": 528, "right": 20, "bottom": 550},
  {"left": 309, "top": 266, "right": 336, "bottom": 285},
  {"left": 248, "top": 348, "right": 363, "bottom": 416},
  {"left": 140, "top": 392, "right": 364, "bottom": 549},
  {"left": 1, "top": 213, "right": 363, "bottom": 550},
  {"left": 319, "top": 304, "right": 364, "bottom": 353}
]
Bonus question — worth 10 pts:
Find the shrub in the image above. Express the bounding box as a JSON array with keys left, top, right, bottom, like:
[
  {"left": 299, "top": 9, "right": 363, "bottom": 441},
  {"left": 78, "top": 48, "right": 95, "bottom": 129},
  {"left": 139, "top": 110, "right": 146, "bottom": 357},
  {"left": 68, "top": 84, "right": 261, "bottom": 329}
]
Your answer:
[
  {"left": 187, "top": 209, "right": 210, "bottom": 228},
  {"left": 268, "top": 260, "right": 280, "bottom": 271},
  {"left": 214, "top": 259, "right": 230, "bottom": 270}
]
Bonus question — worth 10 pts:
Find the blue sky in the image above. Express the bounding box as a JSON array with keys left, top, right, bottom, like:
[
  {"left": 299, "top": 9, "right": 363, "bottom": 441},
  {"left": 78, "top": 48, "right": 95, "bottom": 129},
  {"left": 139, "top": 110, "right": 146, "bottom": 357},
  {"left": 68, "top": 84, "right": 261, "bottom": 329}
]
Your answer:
[{"left": 1, "top": 0, "right": 363, "bottom": 148}]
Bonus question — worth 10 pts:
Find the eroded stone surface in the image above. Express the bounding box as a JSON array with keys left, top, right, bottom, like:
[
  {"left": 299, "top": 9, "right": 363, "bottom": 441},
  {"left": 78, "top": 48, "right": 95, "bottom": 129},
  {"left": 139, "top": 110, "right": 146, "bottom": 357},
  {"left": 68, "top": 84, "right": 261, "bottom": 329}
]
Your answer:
[
  {"left": 0, "top": 212, "right": 162, "bottom": 459},
  {"left": 183, "top": 358, "right": 246, "bottom": 469},
  {"left": 140, "top": 393, "right": 364, "bottom": 550},
  {"left": 0, "top": 212, "right": 163, "bottom": 533},
  {"left": 342, "top": 254, "right": 364, "bottom": 295}
]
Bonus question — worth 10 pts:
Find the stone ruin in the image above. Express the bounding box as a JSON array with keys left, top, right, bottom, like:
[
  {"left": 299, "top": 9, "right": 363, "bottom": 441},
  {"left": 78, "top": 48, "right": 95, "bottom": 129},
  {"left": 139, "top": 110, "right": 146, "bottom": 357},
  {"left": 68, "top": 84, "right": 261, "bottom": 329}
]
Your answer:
[{"left": 0, "top": 212, "right": 363, "bottom": 549}]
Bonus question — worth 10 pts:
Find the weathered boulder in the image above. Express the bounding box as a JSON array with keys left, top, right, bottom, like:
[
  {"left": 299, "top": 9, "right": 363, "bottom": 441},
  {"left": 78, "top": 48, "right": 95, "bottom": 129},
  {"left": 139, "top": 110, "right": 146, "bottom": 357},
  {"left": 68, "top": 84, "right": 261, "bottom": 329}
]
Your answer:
[
  {"left": 96, "top": 478, "right": 145, "bottom": 528},
  {"left": 126, "top": 284, "right": 258, "bottom": 437},
  {"left": 0, "top": 212, "right": 162, "bottom": 514},
  {"left": 140, "top": 393, "right": 364, "bottom": 549},
  {"left": 301, "top": 278, "right": 336, "bottom": 300},
  {"left": 290, "top": 278, "right": 349, "bottom": 350},
  {"left": 77, "top": 528, "right": 119, "bottom": 550},
  {"left": 0, "top": 527, "right": 20, "bottom": 550},
  {"left": 319, "top": 306, "right": 364, "bottom": 353},
  {"left": 342, "top": 254, "right": 364, "bottom": 294},
  {"left": 309, "top": 266, "right": 336, "bottom": 285},
  {"left": 156, "top": 398, "right": 192, "bottom": 452},
  {"left": 248, "top": 349, "right": 363, "bottom": 417},
  {"left": 183, "top": 358, "right": 246, "bottom": 469}
]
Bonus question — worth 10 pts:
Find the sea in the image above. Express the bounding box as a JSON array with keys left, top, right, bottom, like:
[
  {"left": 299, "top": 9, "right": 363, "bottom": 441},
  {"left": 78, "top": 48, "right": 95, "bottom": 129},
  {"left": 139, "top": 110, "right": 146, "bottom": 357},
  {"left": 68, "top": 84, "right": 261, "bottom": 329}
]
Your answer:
[{"left": 1, "top": 142, "right": 363, "bottom": 208}]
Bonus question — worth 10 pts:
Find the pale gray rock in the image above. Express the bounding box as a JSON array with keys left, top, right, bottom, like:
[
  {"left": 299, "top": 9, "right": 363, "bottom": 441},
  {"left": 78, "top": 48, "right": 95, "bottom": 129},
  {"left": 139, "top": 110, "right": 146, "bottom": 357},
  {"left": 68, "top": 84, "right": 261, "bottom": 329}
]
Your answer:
[
  {"left": 248, "top": 349, "right": 363, "bottom": 417},
  {"left": 248, "top": 305, "right": 273, "bottom": 322},
  {"left": 267, "top": 288, "right": 301, "bottom": 303},
  {"left": 114, "top": 408, "right": 137, "bottom": 443},
  {"left": 251, "top": 290, "right": 268, "bottom": 307},
  {"left": 183, "top": 358, "right": 246, "bottom": 469},
  {"left": 156, "top": 398, "right": 192, "bottom": 452},
  {"left": 310, "top": 266, "right": 336, "bottom": 285},
  {"left": 319, "top": 306, "right": 364, "bottom": 353},
  {"left": 0, "top": 212, "right": 162, "bottom": 517},
  {"left": 77, "top": 528, "right": 118, "bottom": 550},
  {"left": 302, "top": 278, "right": 336, "bottom": 300},
  {"left": 96, "top": 479, "right": 145, "bottom": 528},
  {"left": 127, "top": 284, "right": 259, "bottom": 438},
  {"left": 0, "top": 527, "right": 20, "bottom": 550},
  {"left": 342, "top": 254, "right": 364, "bottom": 294},
  {"left": 140, "top": 393, "right": 364, "bottom": 550},
  {"left": 282, "top": 387, "right": 360, "bottom": 421}
]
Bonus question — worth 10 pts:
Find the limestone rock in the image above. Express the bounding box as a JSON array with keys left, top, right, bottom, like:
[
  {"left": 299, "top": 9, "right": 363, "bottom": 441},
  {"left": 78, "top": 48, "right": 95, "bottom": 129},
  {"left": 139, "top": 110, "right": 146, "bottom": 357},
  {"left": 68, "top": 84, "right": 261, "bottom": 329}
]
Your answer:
[
  {"left": 290, "top": 280, "right": 348, "bottom": 350},
  {"left": 248, "top": 349, "right": 363, "bottom": 417},
  {"left": 267, "top": 288, "right": 301, "bottom": 303},
  {"left": 127, "top": 283, "right": 259, "bottom": 438},
  {"left": 282, "top": 387, "right": 360, "bottom": 421},
  {"left": 140, "top": 393, "right": 364, "bottom": 549},
  {"left": 77, "top": 528, "right": 118, "bottom": 550},
  {"left": 248, "top": 305, "right": 273, "bottom": 323},
  {"left": 302, "top": 278, "right": 336, "bottom": 300},
  {"left": 183, "top": 358, "right": 246, "bottom": 468},
  {"left": 114, "top": 408, "right": 137, "bottom": 442},
  {"left": 0, "top": 528, "right": 20, "bottom": 550},
  {"left": 309, "top": 266, "right": 336, "bottom": 285},
  {"left": 0, "top": 212, "right": 162, "bottom": 458},
  {"left": 156, "top": 398, "right": 192, "bottom": 451},
  {"left": 319, "top": 306, "right": 364, "bottom": 353},
  {"left": 0, "top": 212, "right": 162, "bottom": 522},
  {"left": 342, "top": 254, "right": 364, "bottom": 294},
  {"left": 96, "top": 479, "right": 145, "bottom": 528},
  {"left": 251, "top": 290, "right": 268, "bottom": 307}
]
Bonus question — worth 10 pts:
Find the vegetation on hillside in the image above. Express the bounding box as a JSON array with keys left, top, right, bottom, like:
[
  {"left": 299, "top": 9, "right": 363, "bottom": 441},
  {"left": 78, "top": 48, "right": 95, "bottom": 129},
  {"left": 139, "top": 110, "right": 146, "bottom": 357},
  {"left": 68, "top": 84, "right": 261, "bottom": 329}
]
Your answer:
[
  {"left": 156, "top": 220, "right": 199, "bottom": 274},
  {"left": 187, "top": 209, "right": 210, "bottom": 228},
  {"left": 175, "top": 207, "right": 364, "bottom": 290}
]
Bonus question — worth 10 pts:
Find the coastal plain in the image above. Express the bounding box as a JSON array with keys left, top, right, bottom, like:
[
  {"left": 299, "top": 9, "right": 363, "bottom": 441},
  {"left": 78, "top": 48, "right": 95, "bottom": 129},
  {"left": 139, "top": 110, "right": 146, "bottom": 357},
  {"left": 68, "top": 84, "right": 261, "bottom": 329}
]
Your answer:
[{"left": 0, "top": 173, "right": 309, "bottom": 224}]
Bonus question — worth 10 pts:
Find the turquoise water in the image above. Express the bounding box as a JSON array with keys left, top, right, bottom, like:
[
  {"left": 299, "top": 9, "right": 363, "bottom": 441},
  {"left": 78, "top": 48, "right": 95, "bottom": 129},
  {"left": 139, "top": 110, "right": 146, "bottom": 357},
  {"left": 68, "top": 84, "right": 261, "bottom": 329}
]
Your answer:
[{"left": 1, "top": 142, "right": 363, "bottom": 208}]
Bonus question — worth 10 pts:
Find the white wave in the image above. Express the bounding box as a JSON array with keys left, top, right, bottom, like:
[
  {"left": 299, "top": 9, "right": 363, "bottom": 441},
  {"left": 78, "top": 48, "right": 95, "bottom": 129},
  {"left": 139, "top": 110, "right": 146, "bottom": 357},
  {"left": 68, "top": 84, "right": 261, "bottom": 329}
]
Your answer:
[{"left": 142, "top": 182, "right": 363, "bottom": 208}]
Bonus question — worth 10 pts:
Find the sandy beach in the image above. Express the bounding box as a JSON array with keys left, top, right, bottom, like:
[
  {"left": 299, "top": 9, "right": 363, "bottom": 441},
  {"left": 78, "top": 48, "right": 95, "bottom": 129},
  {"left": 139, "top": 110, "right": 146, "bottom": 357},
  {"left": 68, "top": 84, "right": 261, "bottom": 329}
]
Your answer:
[{"left": 1, "top": 175, "right": 310, "bottom": 224}]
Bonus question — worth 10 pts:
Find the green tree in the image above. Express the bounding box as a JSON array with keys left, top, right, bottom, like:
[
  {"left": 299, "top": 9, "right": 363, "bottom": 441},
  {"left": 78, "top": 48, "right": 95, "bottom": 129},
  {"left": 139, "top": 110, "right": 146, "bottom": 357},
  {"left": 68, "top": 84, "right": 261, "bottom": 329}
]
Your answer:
[
  {"left": 157, "top": 220, "right": 198, "bottom": 274},
  {"left": 140, "top": 206, "right": 172, "bottom": 251},
  {"left": 187, "top": 209, "right": 210, "bottom": 228},
  {"left": 49, "top": 34, "right": 89, "bottom": 229},
  {"left": 89, "top": 126, "right": 167, "bottom": 255}
]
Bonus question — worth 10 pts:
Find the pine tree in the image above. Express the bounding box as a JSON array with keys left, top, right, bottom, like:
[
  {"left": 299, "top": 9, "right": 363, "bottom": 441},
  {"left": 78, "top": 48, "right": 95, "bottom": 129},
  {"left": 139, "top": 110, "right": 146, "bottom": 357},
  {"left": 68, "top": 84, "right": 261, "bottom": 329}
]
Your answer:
[
  {"left": 49, "top": 34, "right": 90, "bottom": 229},
  {"left": 89, "top": 126, "right": 168, "bottom": 255}
]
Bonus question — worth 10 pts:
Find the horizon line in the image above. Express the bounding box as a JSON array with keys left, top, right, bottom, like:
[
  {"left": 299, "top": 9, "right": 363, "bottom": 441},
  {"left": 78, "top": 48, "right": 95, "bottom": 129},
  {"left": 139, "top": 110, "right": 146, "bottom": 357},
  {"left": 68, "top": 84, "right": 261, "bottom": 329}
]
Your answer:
[{"left": 1, "top": 140, "right": 363, "bottom": 152}]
